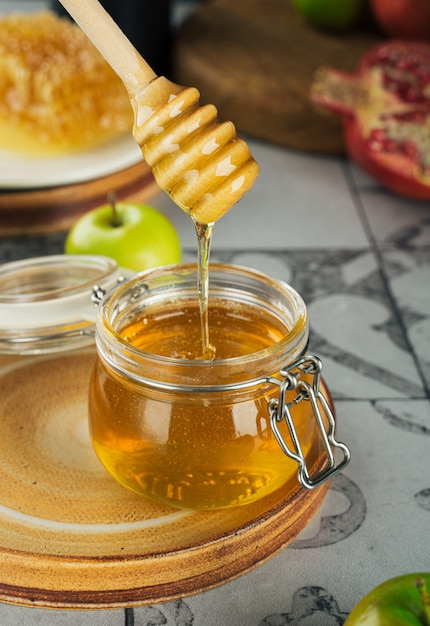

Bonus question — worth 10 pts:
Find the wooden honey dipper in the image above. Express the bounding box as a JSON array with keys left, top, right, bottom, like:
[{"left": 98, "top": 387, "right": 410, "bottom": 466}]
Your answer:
[{"left": 58, "top": 0, "right": 259, "bottom": 225}]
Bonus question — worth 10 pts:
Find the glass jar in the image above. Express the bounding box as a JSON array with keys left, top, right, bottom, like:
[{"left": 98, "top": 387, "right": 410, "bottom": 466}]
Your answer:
[
  {"left": 0, "top": 254, "right": 123, "bottom": 354},
  {"left": 89, "top": 262, "right": 350, "bottom": 510}
]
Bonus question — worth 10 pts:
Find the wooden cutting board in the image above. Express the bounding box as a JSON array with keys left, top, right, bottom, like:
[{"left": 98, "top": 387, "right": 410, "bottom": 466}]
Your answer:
[{"left": 172, "top": 0, "right": 384, "bottom": 154}]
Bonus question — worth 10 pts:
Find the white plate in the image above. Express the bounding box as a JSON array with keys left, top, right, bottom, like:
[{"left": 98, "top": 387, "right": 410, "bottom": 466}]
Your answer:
[{"left": 0, "top": 133, "right": 143, "bottom": 190}]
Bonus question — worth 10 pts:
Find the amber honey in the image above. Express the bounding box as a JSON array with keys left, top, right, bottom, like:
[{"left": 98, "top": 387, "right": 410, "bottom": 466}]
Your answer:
[{"left": 89, "top": 265, "right": 322, "bottom": 510}]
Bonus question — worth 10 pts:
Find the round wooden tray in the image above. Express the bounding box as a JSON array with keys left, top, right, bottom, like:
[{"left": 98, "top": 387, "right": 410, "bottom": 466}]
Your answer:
[
  {"left": 0, "top": 160, "right": 159, "bottom": 237},
  {"left": 0, "top": 348, "right": 330, "bottom": 609}
]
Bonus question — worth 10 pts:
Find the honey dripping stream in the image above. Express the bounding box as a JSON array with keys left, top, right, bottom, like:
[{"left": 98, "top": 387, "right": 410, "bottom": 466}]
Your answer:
[{"left": 194, "top": 220, "right": 216, "bottom": 359}]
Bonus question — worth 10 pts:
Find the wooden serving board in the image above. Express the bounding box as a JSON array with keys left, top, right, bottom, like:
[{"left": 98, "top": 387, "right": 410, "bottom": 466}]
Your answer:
[
  {"left": 0, "top": 160, "right": 158, "bottom": 237},
  {"left": 0, "top": 348, "right": 330, "bottom": 609},
  {"left": 172, "top": 0, "right": 383, "bottom": 154}
]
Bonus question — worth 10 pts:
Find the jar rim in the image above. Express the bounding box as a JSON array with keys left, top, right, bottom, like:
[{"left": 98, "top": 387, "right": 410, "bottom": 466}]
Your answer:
[
  {"left": 0, "top": 255, "right": 123, "bottom": 354},
  {"left": 96, "top": 263, "right": 309, "bottom": 388},
  {"left": 0, "top": 255, "right": 117, "bottom": 303}
]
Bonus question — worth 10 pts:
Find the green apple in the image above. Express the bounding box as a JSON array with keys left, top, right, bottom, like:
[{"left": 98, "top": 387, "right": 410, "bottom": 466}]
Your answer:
[
  {"left": 65, "top": 200, "right": 181, "bottom": 272},
  {"left": 345, "top": 573, "right": 430, "bottom": 625},
  {"left": 291, "top": 0, "right": 366, "bottom": 31}
]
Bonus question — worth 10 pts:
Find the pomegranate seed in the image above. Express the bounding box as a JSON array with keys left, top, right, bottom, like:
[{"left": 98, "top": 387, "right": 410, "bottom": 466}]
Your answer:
[
  {"left": 397, "top": 59, "right": 419, "bottom": 73},
  {"left": 370, "top": 128, "right": 387, "bottom": 141},
  {"left": 368, "top": 140, "right": 383, "bottom": 152},
  {"left": 417, "top": 69, "right": 430, "bottom": 86},
  {"left": 402, "top": 141, "right": 419, "bottom": 160},
  {"left": 384, "top": 140, "right": 400, "bottom": 153},
  {"left": 404, "top": 89, "right": 426, "bottom": 104},
  {"left": 375, "top": 48, "right": 390, "bottom": 62}
]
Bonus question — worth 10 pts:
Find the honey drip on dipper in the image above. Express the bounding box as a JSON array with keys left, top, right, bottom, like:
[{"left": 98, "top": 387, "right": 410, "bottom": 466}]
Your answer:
[{"left": 58, "top": 0, "right": 259, "bottom": 358}]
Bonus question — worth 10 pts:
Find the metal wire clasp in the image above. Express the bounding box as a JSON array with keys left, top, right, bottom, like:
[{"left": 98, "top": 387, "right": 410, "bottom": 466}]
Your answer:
[
  {"left": 269, "top": 355, "right": 350, "bottom": 490},
  {"left": 91, "top": 275, "right": 128, "bottom": 306}
]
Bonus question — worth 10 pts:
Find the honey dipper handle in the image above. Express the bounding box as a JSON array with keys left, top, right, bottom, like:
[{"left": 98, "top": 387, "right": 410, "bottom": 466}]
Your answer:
[{"left": 58, "top": 0, "right": 157, "bottom": 93}]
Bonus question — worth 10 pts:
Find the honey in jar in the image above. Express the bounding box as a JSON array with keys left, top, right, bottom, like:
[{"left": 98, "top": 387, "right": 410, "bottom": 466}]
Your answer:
[{"left": 89, "top": 263, "right": 345, "bottom": 510}]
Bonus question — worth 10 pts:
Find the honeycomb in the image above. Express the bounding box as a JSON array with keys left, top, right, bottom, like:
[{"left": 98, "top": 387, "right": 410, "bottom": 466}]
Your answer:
[{"left": 0, "top": 11, "right": 133, "bottom": 155}]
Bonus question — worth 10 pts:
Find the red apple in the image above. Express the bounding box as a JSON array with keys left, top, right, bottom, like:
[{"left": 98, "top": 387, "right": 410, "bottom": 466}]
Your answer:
[{"left": 370, "top": 0, "right": 430, "bottom": 40}]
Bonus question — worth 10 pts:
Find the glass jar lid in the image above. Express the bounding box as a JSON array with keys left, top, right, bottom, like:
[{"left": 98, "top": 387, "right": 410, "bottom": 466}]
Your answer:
[{"left": 0, "top": 255, "right": 124, "bottom": 354}]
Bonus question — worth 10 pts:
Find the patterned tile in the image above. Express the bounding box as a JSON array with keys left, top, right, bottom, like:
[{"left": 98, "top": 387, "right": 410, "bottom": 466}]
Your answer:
[
  {"left": 358, "top": 190, "right": 430, "bottom": 247},
  {"left": 200, "top": 248, "right": 426, "bottom": 400},
  {"left": 0, "top": 603, "right": 125, "bottom": 625}
]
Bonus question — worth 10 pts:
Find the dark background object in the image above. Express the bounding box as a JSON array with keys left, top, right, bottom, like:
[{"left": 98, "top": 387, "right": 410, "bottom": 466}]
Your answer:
[{"left": 51, "top": 0, "right": 172, "bottom": 76}]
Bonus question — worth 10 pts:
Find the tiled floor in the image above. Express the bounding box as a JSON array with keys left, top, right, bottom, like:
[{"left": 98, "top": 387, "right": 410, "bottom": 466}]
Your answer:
[{"left": 0, "top": 1, "right": 429, "bottom": 624}]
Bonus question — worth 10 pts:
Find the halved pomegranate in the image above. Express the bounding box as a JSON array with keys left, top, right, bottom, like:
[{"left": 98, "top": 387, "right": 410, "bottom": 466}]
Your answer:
[{"left": 311, "top": 41, "right": 430, "bottom": 200}]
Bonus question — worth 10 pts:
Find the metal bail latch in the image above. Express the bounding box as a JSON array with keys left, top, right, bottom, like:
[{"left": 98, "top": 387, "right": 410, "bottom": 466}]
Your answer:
[
  {"left": 91, "top": 275, "right": 129, "bottom": 306},
  {"left": 269, "top": 355, "right": 350, "bottom": 490}
]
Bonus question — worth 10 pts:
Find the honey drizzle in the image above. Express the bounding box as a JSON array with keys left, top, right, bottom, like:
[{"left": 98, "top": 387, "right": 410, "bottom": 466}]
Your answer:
[{"left": 193, "top": 220, "right": 216, "bottom": 359}]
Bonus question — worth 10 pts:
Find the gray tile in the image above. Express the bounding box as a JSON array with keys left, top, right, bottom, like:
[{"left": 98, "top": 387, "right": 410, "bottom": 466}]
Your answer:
[
  {"left": 134, "top": 602, "right": 194, "bottom": 625},
  {"left": 0, "top": 603, "right": 124, "bottom": 625},
  {"left": 347, "top": 160, "right": 380, "bottom": 191},
  {"left": 381, "top": 248, "right": 430, "bottom": 389},
  {"left": 357, "top": 190, "right": 430, "bottom": 246},
  {"left": 205, "top": 248, "right": 426, "bottom": 399}
]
